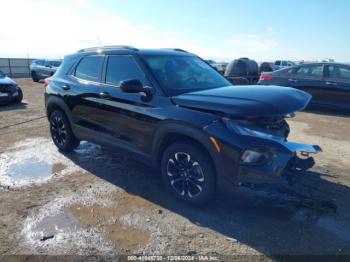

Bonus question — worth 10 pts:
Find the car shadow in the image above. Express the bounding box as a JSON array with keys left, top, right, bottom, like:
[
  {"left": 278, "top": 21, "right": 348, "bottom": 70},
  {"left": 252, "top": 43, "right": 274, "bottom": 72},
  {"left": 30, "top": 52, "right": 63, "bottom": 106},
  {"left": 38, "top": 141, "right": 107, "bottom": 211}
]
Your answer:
[
  {"left": 64, "top": 143, "right": 350, "bottom": 256},
  {"left": 0, "top": 102, "right": 27, "bottom": 112}
]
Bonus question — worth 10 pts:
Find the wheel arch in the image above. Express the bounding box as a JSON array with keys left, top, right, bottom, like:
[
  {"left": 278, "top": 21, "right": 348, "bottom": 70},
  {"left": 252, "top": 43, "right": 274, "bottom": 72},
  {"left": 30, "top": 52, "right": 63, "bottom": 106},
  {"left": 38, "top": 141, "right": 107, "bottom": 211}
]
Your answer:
[
  {"left": 45, "top": 96, "right": 74, "bottom": 126},
  {"left": 151, "top": 123, "right": 221, "bottom": 178}
]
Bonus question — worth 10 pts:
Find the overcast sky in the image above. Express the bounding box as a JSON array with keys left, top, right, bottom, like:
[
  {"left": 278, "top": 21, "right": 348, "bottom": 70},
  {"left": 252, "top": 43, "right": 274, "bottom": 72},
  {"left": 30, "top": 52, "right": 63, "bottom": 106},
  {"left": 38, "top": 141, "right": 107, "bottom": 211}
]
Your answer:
[{"left": 0, "top": 0, "right": 349, "bottom": 62}]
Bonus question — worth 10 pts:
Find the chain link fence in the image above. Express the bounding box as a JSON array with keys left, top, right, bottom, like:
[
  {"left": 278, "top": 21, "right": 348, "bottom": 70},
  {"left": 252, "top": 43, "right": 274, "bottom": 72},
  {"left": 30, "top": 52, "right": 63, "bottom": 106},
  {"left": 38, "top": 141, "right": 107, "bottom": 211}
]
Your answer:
[{"left": 0, "top": 58, "right": 36, "bottom": 78}]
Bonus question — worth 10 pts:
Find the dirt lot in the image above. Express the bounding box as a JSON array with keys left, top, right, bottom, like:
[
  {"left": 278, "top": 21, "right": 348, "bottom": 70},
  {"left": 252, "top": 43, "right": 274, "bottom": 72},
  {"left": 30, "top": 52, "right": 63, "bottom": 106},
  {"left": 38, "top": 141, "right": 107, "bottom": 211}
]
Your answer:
[{"left": 1, "top": 79, "right": 350, "bottom": 260}]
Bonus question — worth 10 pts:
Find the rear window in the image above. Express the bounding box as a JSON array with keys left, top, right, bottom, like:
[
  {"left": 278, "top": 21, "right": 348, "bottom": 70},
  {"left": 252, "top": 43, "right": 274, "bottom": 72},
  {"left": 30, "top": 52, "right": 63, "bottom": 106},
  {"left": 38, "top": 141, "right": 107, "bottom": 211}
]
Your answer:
[
  {"left": 329, "top": 65, "right": 350, "bottom": 80},
  {"left": 75, "top": 56, "right": 104, "bottom": 82},
  {"left": 50, "top": 61, "right": 61, "bottom": 67},
  {"left": 34, "top": 60, "right": 44, "bottom": 65}
]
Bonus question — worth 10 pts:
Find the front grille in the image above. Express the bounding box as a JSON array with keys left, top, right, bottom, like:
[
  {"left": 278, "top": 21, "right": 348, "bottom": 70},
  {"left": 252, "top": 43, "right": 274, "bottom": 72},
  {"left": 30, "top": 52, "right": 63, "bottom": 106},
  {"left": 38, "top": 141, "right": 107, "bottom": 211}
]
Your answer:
[{"left": 0, "top": 84, "right": 12, "bottom": 93}]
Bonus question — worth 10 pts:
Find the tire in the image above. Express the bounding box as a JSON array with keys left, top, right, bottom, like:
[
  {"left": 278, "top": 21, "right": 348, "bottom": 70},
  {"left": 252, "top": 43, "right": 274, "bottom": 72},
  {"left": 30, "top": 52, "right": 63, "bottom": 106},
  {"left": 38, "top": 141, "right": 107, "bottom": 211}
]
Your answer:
[
  {"left": 31, "top": 71, "right": 39, "bottom": 82},
  {"left": 49, "top": 110, "right": 79, "bottom": 152},
  {"left": 15, "top": 88, "right": 23, "bottom": 103},
  {"left": 161, "top": 142, "right": 217, "bottom": 206}
]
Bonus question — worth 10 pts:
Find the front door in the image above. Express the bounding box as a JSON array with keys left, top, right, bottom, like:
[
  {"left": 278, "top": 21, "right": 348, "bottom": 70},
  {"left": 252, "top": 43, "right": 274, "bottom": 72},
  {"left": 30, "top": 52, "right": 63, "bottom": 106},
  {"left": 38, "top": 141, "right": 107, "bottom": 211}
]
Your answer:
[{"left": 94, "top": 55, "right": 160, "bottom": 154}]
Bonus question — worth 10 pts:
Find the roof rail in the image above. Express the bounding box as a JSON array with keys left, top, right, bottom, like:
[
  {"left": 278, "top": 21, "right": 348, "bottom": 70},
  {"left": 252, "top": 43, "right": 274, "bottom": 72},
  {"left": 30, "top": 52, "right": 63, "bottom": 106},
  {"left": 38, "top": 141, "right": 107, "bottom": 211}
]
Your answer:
[
  {"left": 163, "top": 48, "right": 189, "bottom": 53},
  {"left": 77, "top": 45, "right": 138, "bottom": 53}
]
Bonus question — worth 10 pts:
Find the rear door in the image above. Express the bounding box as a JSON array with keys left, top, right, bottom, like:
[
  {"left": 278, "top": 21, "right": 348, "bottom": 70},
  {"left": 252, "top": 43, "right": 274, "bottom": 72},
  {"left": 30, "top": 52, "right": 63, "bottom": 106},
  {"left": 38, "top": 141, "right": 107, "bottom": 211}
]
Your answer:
[
  {"left": 322, "top": 64, "right": 350, "bottom": 109},
  {"left": 289, "top": 64, "right": 325, "bottom": 104},
  {"left": 67, "top": 55, "right": 106, "bottom": 143},
  {"left": 94, "top": 55, "right": 159, "bottom": 153}
]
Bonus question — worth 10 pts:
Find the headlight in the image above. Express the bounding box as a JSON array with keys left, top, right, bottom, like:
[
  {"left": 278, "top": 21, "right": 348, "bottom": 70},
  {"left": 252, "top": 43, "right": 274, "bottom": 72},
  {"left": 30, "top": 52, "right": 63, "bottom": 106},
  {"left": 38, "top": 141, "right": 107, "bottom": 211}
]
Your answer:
[
  {"left": 223, "top": 118, "right": 282, "bottom": 140},
  {"left": 241, "top": 149, "right": 270, "bottom": 164}
]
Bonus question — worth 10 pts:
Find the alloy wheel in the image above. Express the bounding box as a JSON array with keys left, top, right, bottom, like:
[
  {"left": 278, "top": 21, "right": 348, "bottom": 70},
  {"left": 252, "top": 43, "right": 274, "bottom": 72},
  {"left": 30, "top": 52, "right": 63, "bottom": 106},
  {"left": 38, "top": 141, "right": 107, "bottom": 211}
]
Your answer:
[
  {"left": 166, "top": 152, "right": 205, "bottom": 198},
  {"left": 51, "top": 116, "right": 67, "bottom": 147}
]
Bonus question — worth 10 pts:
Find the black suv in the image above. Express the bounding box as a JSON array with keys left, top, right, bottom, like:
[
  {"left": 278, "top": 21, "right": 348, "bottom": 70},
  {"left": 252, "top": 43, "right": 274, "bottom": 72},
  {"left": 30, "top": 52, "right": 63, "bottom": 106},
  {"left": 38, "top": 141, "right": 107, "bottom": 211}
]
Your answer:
[{"left": 45, "top": 46, "right": 321, "bottom": 205}]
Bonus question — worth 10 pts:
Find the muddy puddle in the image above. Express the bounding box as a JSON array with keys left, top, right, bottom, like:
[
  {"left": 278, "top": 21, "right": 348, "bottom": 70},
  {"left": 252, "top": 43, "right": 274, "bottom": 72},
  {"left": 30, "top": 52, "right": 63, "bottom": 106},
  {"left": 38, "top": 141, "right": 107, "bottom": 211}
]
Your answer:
[
  {"left": 0, "top": 138, "right": 99, "bottom": 187},
  {"left": 4, "top": 158, "right": 65, "bottom": 186},
  {"left": 30, "top": 207, "right": 80, "bottom": 241},
  {"left": 69, "top": 197, "right": 151, "bottom": 253}
]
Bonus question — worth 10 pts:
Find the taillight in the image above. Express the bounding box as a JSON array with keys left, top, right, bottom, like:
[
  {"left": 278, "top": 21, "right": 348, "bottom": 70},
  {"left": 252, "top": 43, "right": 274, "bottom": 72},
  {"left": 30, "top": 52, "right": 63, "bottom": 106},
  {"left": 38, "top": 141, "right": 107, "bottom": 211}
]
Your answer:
[
  {"left": 259, "top": 75, "right": 273, "bottom": 81},
  {"left": 44, "top": 77, "right": 52, "bottom": 88}
]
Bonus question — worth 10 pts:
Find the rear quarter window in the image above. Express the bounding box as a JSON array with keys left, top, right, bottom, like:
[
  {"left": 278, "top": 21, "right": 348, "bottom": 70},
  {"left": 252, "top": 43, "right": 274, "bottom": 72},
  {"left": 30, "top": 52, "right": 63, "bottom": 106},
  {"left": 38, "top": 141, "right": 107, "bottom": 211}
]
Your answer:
[{"left": 74, "top": 56, "right": 104, "bottom": 82}]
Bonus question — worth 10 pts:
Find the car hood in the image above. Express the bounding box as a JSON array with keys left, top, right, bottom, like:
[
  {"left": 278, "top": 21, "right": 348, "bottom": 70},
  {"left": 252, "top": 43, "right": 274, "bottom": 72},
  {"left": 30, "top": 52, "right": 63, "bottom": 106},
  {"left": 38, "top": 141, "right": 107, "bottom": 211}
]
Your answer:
[
  {"left": 171, "top": 85, "right": 311, "bottom": 117},
  {"left": 0, "top": 76, "right": 16, "bottom": 85}
]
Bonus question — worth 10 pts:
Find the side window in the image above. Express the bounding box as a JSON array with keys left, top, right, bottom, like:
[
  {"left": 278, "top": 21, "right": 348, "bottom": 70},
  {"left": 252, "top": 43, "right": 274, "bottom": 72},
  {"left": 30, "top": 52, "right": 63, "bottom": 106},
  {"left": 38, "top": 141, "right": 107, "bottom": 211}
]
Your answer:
[
  {"left": 275, "top": 61, "right": 281, "bottom": 66},
  {"left": 286, "top": 68, "right": 295, "bottom": 75},
  {"left": 296, "top": 65, "right": 323, "bottom": 77},
  {"left": 105, "top": 56, "right": 146, "bottom": 86},
  {"left": 282, "top": 61, "right": 287, "bottom": 66},
  {"left": 75, "top": 56, "right": 103, "bottom": 82},
  {"left": 329, "top": 65, "right": 350, "bottom": 80}
]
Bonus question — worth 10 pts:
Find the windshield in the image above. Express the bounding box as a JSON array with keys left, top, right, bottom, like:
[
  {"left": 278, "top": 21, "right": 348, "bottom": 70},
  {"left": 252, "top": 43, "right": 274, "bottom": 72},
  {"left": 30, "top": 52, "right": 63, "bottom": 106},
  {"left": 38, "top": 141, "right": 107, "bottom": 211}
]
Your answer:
[
  {"left": 0, "top": 70, "right": 5, "bottom": 78},
  {"left": 144, "top": 55, "right": 231, "bottom": 96}
]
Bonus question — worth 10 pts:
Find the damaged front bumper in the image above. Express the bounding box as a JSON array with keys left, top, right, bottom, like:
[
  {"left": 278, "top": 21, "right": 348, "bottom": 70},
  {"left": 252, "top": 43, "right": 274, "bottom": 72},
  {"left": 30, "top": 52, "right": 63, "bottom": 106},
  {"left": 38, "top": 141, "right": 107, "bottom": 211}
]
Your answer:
[
  {"left": 204, "top": 119, "right": 322, "bottom": 185},
  {"left": 238, "top": 140, "right": 322, "bottom": 185}
]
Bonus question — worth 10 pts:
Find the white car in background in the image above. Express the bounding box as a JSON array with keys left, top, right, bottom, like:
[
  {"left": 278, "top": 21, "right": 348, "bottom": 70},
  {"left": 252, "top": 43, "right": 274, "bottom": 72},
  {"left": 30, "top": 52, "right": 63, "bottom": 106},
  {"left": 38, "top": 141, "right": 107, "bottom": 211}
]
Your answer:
[{"left": 274, "top": 60, "right": 295, "bottom": 70}]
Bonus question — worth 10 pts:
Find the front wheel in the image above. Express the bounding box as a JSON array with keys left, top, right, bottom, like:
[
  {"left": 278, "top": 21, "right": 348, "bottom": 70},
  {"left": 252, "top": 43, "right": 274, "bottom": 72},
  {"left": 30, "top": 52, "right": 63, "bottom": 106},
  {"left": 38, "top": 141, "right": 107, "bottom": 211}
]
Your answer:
[
  {"left": 31, "top": 71, "right": 39, "bottom": 82},
  {"left": 15, "top": 88, "right": 23, "bottom": 103},
  {"left": 161, "top": 142, "right": 217, "bottom": 206},
  {"left": 50, "top": 110, "right": 79, "bottom": 152}
]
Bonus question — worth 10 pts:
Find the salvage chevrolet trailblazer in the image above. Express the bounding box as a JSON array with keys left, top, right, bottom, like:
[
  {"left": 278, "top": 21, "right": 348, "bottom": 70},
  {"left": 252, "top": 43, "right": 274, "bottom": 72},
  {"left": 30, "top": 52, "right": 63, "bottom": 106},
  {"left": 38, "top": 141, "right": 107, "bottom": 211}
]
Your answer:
[{"left": 45, "top": 46, "right": 321, "bottom": 205}]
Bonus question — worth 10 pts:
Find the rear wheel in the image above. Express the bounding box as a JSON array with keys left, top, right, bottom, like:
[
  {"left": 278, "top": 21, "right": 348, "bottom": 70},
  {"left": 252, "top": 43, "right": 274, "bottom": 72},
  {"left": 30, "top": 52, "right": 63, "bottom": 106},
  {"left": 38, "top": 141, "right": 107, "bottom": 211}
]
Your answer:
[
  {"left": 31, "top": 71, "right": 39, "bottom": 82},
  {"left": 49, "top": 110, "right": 79, "bottom": 152},
  {"left": 161, "top": 142, "right": 217, "bottom": 206}
]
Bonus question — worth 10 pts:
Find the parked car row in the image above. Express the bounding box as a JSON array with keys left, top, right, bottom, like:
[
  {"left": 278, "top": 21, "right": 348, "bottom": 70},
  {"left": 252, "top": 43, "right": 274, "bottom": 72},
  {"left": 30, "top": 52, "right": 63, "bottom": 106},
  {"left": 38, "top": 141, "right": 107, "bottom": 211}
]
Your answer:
[{"left": 258, "top": 62, "right": 350, "bottom": 110}]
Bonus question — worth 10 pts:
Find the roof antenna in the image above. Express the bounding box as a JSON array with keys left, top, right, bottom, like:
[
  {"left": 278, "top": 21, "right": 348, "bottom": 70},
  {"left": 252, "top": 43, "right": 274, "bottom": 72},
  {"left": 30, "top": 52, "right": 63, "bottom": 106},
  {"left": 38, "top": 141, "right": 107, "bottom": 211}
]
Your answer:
[{"left": 96, "top": 35, "right": 102, "bottom": 47}]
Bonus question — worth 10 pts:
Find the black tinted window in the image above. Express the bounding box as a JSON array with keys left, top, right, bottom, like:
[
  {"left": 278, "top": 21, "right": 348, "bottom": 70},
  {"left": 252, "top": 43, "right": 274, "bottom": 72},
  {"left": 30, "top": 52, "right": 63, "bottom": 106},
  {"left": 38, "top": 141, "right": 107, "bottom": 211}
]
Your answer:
[
  {"left": 105, "top": 56, "right": 146, "bottom": 86},
  {"left": 75, "top": 56, "right": 103, "bottom": 82},
  {"left": 328, "top": 65, "right": 350, "bottom": 80},
  {"left": 275, "top": 61, "right": 281, "bottom": 66}
]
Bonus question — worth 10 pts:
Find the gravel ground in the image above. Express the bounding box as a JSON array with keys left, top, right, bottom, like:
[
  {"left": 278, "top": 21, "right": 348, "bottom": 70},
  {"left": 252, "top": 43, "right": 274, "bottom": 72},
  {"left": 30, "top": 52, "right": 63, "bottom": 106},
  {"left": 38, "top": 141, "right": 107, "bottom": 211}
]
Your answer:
[{"left": 1, "top": 79, "right": 350, "bottom": 260}]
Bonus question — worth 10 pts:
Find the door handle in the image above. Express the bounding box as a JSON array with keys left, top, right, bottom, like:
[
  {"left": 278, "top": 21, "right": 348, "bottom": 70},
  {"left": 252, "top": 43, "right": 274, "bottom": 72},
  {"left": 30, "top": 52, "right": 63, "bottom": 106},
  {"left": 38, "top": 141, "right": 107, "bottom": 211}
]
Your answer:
[
  {"left": 288, "top": 78, "right": 298, "bottom": 82},
  {"left": 99, "top": 92, "right": 111, "bottom": 99},
  {"left": 62, "top": 84, "right": 70, "bottom": 90},
  {"left": 325, "top": 82, "right": 337, "bottom": 86}
]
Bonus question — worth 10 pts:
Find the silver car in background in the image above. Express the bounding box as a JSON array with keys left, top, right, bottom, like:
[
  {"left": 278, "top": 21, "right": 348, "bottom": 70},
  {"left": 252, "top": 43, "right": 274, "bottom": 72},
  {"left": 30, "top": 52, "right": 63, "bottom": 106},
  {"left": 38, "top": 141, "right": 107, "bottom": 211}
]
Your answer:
[{"left": 30, "top": 59, "right": 61, "bottom": 82}]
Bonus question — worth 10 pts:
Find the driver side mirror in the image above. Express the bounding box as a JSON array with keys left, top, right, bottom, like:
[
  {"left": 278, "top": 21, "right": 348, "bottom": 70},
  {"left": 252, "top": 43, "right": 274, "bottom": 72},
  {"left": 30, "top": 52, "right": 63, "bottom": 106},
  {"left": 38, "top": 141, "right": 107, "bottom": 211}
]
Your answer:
[
  {"left": 120, "top": 79, "right": 154, "bottom": 101},
  {"left": 120, "top": 79, "right": 144, "bottom": 93}
]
